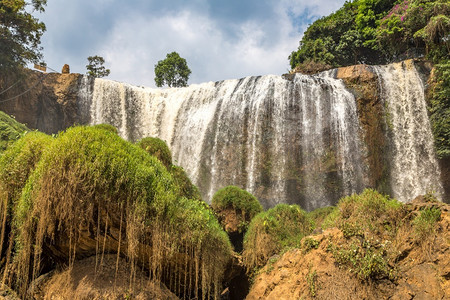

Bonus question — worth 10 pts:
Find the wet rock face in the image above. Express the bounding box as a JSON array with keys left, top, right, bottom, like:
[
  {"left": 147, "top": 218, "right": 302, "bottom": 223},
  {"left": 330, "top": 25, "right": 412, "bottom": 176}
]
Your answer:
[
  {"left": 0, "top": 70, "right": 82, "bottom": 134},
  {"left": 336, "top": 64, "right": 390, "bottom": 194}
]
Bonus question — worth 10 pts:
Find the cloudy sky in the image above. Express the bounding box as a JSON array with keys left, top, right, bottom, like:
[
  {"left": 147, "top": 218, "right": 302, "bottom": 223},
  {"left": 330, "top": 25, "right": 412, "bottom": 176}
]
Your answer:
[{"left": 35, "top": 0, "right": 345, "bottom": 87}]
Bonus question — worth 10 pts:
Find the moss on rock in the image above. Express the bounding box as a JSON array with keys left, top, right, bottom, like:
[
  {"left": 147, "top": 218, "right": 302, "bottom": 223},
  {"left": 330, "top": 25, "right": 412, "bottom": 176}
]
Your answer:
[{"left": 137, "top": 137, "right": 172, "bottom": 168}]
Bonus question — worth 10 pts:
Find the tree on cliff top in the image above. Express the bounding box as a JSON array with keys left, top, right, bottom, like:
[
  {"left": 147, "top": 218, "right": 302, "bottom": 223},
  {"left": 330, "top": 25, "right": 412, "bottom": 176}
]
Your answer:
[
  {"left": 154, "top": 52, "right": 191, "bottom": 88},
  {"left": 0, "top": 0, "right": 47, "bottom": 74},
  {"left": 86, "top": 55, "right": 110, "bottom": 78}
]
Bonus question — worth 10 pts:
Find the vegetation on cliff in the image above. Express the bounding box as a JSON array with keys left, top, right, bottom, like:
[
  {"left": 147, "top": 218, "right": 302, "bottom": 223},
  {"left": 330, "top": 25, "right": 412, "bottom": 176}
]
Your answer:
[
  {"left": 0, "top": 126, "right": 232, "bottom": 299},
  {"left": 212, "top": 186, "right": 263, "bottom": 233},
  {"left": 289, "top": 0, "right": 449, "bottom": 70},
  {"left": 247, "top": 190, "right": 449, "bottom": 299},
  {"left": 243, "top": 204, "right": 314, "bottom": 271}
]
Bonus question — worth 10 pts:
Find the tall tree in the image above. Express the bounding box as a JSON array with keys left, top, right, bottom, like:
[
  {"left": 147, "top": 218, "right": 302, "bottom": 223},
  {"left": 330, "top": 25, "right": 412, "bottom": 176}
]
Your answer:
[
  {"left": 86, "top": 55, "right": 110, "bottom": 78},
  {"left": 154, "top": 52, "right": 191, "bottom": 88},
  {"left": 0, "top": 0, "right": 47, "bottom": 73}
]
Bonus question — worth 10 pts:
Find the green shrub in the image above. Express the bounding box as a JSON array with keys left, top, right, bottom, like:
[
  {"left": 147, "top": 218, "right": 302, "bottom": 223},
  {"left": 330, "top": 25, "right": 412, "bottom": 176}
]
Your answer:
[
  {"left": 212, "top": 186, "right": 262, "bottom": 232},
  {"left": 328, "top": 240, "right": 394, "bottom": 281},
  {"left": 303, "top": 237, "right": 320, "bottom": 253},
  {"left": 322, "top": 189, "right": 403, "bottom": 236},
  {"left": 6, "top": 126, "right": 231, "bottom": 299},
  {"left": 0, "top": 111, "right": 29, "bottom": 152},
  {"left": 308, "top": 206, "right": 337, "bottom": 229},
  {"left": 137, "top": 137, "right": 172, "bottom": 168},
  {"left": 243, "top": 204, "right": 313, "bottom": 270},
  {"left": 413, "top": 207, "right": 441, "bottom": 238},
  {"left": 170, "top": 165, "right": 202, "bottom": 201},
  {"left": 93, "top": 123, "right": 118, "bottom": 134}
]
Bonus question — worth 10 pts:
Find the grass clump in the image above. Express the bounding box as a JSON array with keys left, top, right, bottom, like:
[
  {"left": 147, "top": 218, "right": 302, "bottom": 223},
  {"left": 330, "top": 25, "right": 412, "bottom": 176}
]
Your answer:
[
  {"left": 243, "top": 204, "right": 313, "bottom": 271},
  {"left": 212, "top": 186, "right": 263, "bottom": 234},
  {"left": 308, "top": 206, "right": 336, "bottom": 230},
  {"left": 3, "top": 126, "right": 232, "bottom": 299},
  {"left": 0, "top": 111, "right": 29, "bottom": 152},
  {"left": 413, "top": 207, "right": 441, "bottom": 238},
  {"left": 137, "top": 137, "right": 172, "bottom": 168}
]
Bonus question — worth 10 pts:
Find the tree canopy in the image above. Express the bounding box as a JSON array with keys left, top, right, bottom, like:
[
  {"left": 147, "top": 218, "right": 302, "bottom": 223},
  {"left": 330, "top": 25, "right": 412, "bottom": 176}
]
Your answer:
[
  {"left": 289, "top": 0, "right": 449, "bottom": 71},
  {"left": 154, "top": 52, "right": 191, "bottom": 88},
  {"left": 0, "top": 0, "right": 47, "bottom": 74},
  {"left": 86, "top": 55, "right": 110, "bottom": 78}
]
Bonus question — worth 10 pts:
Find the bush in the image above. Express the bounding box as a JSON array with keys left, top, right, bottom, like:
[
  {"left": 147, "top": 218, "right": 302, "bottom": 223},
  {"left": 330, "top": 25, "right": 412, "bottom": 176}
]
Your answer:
[
  {"left": 93, "top": 123, "right": 118, "bottom": 134},
  {"left": 413, "top": 207, "right": 441, "bottom": 238},
  {"left": 322, "top": 189, "right": 403, "bottom": 236},
  {"left": 243, "top": 204, "right": 313, "bottom": 271},
  {"left": 5, "top": 126, "right": 231, "bottom": 299},
  {"left": 137, "top": 137, "right": 172, "bottom": 168},
  {"left": 170, "top": 165, "right": 202, "bottom": 201},
  {"left": 0, "top": 111, "right": 29, "bottom": 152},
  {"left": 211, "top": 186, "right": 262, "bottom": 232}
]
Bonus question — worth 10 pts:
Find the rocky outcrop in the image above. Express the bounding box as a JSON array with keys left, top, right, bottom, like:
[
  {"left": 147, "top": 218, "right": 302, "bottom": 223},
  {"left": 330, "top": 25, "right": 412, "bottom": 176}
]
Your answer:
[
  {"left": 336, "top": 64, "right": 390, "bottom": 194},
  {"left": 0, "top": 70, "right": 82, "bottom": 134}
]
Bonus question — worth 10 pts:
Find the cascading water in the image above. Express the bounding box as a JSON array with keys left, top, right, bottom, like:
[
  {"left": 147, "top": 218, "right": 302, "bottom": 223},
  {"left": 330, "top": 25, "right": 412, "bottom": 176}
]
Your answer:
[
  {"left": 80, "top": 73, "right": 365, "bottom": 210},
  {"left": 374, "top": 61, "right": 443, "bottom": 202}
]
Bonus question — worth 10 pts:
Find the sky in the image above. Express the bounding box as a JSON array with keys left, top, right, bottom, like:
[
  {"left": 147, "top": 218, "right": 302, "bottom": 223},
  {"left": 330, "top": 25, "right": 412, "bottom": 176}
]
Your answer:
[{"left": 35, "top": 0, "right": 346, "bottom": 87}]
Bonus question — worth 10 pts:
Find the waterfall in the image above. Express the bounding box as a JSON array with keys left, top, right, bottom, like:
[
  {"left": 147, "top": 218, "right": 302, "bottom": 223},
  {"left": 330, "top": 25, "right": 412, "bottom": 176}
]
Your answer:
[
  {"left": 80, "top": 73, "right": 365, "bottom": 210},
  {"left": 374, "top": 61, "right": 443, "bottom": 202}
]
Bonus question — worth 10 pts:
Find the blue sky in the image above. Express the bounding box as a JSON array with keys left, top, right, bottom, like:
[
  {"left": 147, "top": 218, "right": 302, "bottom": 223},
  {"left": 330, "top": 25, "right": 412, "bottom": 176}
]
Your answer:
[{"left": 36, "top": 0, "right": 346, "bottom": 87}]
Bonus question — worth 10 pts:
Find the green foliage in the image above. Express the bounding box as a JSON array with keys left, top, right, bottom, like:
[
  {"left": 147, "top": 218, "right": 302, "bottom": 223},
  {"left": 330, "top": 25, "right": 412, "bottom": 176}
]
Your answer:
[
  {"left": 86, "top": 55, "right": 110, "bottom": 78},
  {"left": 413, "top": 207, "right": 441, "bottom": 237},
  {"left": 328, "top": 239, "right": 395, "bottom": 280},
  {"left": 170, "top": 165, "right": 202, "bottom": 201},
  {"left": 0, "top": 131, "right": 52, "bottom": 203},
  {"left": 0, "top": 111, "right": 29, "bottom": 152},
  {"left": 303, "top": 237, "right": 320, "bottom": 253},
  {"left": 5, "top": 126, "right": 231, "bottom": 298},
  {"left": 306, "top": 267, "right": 318, "bottom": 297},
  {"left": 323, "top": 189, "right": 403, "bottom": 234},
  {"left": 137, "top": 137, "right": 172, "bottom": 168},
  {"left": 243, "top": 204, "right": 313, "bottom": 270},
  {"left": 0, "top": 0, "right": 47, "bottom": 73},
  {"left": 93, "top": 123, "right": 118, "bottom": 134},
  {"left": 154, "top": 52, "right": 191, "bottom": 87},
  {"left": 428, "top": 61, "right": 450, "bottom": 158},
  {"left": 308, "top": 206, "right": 337, "bottom": 229},
  {"left": 290, "top": 0, "right": 448, "bottom": 71},
  {"left": 212, "top": 186, "right": 263, "bottom": 221}
]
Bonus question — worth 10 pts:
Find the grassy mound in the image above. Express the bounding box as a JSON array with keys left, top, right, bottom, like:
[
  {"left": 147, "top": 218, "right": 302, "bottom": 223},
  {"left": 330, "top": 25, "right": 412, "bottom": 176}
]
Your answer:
[
  {"left": 0, "top": 111, "right": 28, "bottom": 152},
  {"left": 92, "top": 123, "right": 119, "bottom": 134},
  {"left": 212, "top": 186, "right": 263, "bottom": 233},
  {"left": 137, "top": 137, "right": 172, "bottom": 168},
  {"left": 0, "top": 132, "right": 53, "bottom": 261},
  {"left": 170, "top": 165, "right": 202, "bottom": 201},
  {"left": 2, "top": 126, "right": 231, "bottom": 299},
  {"left": 243, "top": 204, "right": 313, "bottom": 271},
  {"left": 320, "top": 189, "right": 405, "bottom": 280}
]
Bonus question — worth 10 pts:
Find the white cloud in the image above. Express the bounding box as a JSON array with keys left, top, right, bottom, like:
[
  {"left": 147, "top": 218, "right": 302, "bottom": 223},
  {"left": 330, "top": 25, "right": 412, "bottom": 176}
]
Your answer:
[{"left": 37, "top": 1, "right": 346, "bottom": 87}]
